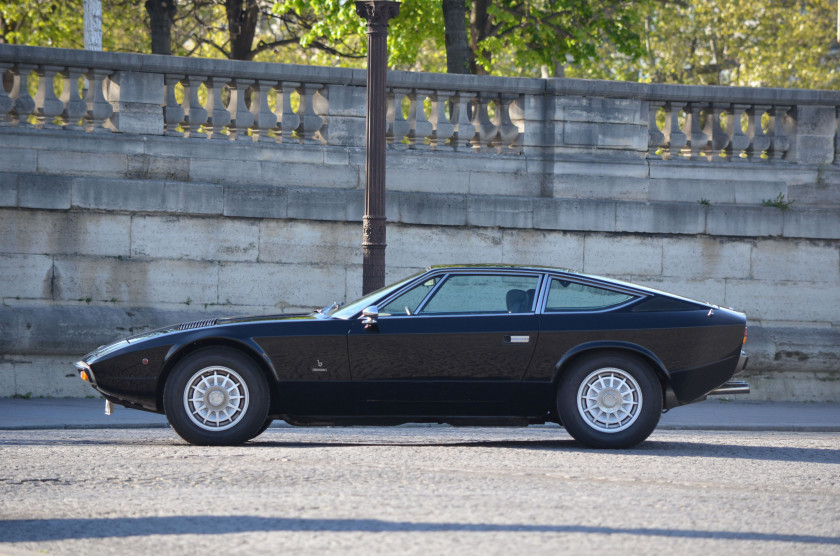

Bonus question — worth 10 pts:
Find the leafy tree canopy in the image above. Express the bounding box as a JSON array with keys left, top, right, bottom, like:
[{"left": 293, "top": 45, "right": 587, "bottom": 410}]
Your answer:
[
  {"left": 271, "top": 0, "right": 643, "bottom": 76},
  {"left": 569, "top": 0, "right": 840, "bottom": 90}
]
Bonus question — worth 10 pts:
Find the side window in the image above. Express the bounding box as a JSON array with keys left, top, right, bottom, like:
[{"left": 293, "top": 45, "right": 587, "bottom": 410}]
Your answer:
[
  {"left": 545, "top": 279, "right": 634, "bottom": 312},
  {"left": 380, "top": 276, "right": 442, "bottom": 316},
  {"left": 419, "top": 274, "right": 540, "bottom": 315}
]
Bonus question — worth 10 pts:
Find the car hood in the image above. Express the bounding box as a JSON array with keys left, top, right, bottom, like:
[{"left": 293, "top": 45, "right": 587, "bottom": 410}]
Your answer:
[{"left": 125, "top": 313, "right": 314, "bottom": 344}]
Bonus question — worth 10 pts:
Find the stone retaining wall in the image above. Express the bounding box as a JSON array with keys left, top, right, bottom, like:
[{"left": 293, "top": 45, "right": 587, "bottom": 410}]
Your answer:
[{"left": 1, "top": 45, "right": 838, "bottom": 400}]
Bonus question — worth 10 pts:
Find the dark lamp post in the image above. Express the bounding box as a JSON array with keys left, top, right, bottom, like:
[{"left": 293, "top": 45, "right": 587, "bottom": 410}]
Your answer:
[{"left": 355, "top": 0, "right": 400, "bottom": 295}]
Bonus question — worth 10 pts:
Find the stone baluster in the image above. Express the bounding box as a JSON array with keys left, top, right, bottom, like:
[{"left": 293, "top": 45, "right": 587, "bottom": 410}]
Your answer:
[
  {"left": 386, "top": 87, "right": 410, "bottom": 148},
  {"left": 407, "top": 89, "right": 432, "bottom": 149},
  {"left": 163, "top": 74, "right": 185, "bottom": 136},
  {"left": 471, "top": 93, "right": 498, "bottom": 152},
  {"left": 34, "top": 65, "right": 64, "bottom": 129},
  {"left": 226, "top": 78, "right": 254, "bottom": 141},
  {"left": 497, "top": 94, "right": 521, "bottom": 151},
  {"left": 507, "top": 96, "right": 526, "bottom": 151},
  {"left": 273, "top": 81, "right": 300, "bottom": 143},
  {"left": 702, "top": 103, "right": 730, "bottom": 161},
  {"left": 181, "top": 75, "right": 208, "bottom": 139},
  {"left": 0, "top": 63, "right": 14, "bottom": 125},
  {"left": 725, "top": 104, "right": 750, "bottom": 162},
  {"left": 249, "top": 79, "right": 277, "bottom": 142},
  {"left": 295, "top": 83, "right": 325, "bottom": 144},
  {"left": 746, "top": 105, "right": 771, "bottom": 161},
  {"left": 428, "top": 90, "right": 454, "bottom": 151},
  {"left": 767, "top": 105, "right": 791, "bottom": 161},
  {"left": 835, "top": 106, "right": 840, "bottom": 165},
  {"left": 84, "top": 68, "right": 113, "bottom": 132},
  {"left": 663, "top": 101, "right": 687, "bottom": 159},
  {"left": 9, "top": 64, "right": 37, "bottom": 127},
  {"left": 450, "top": 91, "right": 476, "bottom": 151},
  {"left": 647, "top": 100, "right": 665, "bottom": 159},
  {"left": 204, "top": 76, "right": 230, "bottom": 140},
  {"left": 59, "top": 67, "right": 87, "bottom": 131},
  {"left": 682, "top": 102, "right": 709, "bottom": 160}
]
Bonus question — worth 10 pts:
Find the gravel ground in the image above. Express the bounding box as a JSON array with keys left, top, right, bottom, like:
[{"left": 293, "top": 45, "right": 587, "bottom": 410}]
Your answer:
[{"left": 1, "top": 426, "right": 838, "bottom": 555}]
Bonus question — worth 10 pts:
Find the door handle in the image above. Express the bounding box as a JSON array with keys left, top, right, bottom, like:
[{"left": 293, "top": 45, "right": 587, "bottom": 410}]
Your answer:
[{"left": 505, "top": 335, "right": 530, "bottom": 344}]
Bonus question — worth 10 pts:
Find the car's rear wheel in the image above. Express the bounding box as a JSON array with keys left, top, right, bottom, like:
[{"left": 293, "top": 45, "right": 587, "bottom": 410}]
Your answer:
[
  {"left": 557, "top": 353, "right": 662, "bottom": 448},
  {"left": 163, "top": 348, "right": 270, "bottom": 446}
]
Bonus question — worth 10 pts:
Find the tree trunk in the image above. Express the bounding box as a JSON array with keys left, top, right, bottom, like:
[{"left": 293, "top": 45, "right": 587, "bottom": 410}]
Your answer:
[
  {"left": 145, "top": 0, "right": 175, "bottom": 55},
  {"left": 468, "top": 0, "right": 491, "bottom": 75},
  {"left": 442, "top": 0, "right": 469, "bottom": 74},
  {"left": 226, "top": 0, "right": 259, "bottom": 60}
]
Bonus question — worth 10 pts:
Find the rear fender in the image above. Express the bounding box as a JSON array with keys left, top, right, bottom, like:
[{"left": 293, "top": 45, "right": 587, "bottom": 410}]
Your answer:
[{"left": 553, "top": 341, "right": 680, "bottom": 409}]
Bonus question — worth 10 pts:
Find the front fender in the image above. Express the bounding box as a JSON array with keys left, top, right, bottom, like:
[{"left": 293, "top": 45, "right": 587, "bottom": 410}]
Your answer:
[{"left": 162, "top": 335, "right": 279, "bottom": 383}]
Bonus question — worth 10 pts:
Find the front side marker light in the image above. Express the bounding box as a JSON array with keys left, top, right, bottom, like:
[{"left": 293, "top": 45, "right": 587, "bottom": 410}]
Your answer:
[{"left": 80, "top": 370, "right": 90, "bottom": 382}]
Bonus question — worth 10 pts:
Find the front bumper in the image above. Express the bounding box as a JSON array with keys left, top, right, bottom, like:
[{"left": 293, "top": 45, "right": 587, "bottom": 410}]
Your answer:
[{"left": 74, "top": 360, "right": 97, "bottom": 385}]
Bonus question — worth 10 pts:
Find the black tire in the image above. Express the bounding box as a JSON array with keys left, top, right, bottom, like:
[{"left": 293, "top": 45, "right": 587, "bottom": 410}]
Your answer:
[
  {"left": 249, "top": 418, "right": 274, "bottom": 440},
  {"left": 163, "top": 347, "right": 270, "bottom": 446},
  {"left": 557, "top": 352, "right": 662, "bottom": 449}
]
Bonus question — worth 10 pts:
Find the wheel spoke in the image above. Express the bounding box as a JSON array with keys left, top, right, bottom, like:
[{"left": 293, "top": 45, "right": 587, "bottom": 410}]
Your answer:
[
  {"left": 183, "top": 365, "right": 251, "bottom": 432},
  {"left": 576, "top": 366, "right": 644, "bottom": 433}
]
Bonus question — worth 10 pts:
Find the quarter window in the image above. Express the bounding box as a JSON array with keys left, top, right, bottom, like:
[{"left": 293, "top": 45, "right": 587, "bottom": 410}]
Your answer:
[
  {"left": 419, "top": 274, "right": 540, "bottom": 315},
  {"left": 545, "top": 279, "right": 634, "bottom": 312}
]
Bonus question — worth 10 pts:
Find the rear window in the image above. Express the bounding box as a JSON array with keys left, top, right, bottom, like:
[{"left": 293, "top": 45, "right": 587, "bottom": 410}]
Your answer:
[{"left": 545, "top": 279, "right": 634, "bottom": 312}]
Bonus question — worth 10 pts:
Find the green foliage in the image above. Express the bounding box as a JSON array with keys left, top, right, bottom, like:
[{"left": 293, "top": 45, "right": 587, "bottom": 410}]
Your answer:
[
  {"left": 1, "top": 1, "right": 81, "bottom": 47},
  {"left": 478, "top": 0, "right": 643, "bottom": 76},
  {"left": 1, "top": 0, "right": 154, "bottom": 53},
  {"left": 270, "top": 0, "right": 642, "bottom": 76},
  {"left": 4, "top": 0, "right": 838, "bottom": 89},
  {"left": 761, "top": 193, "right": 794, "bottom": 210},
  {"left": 270, "top": 0, "right": 444, "bottom": 70},
  {"left": 569, "top": 0, "right": 840, "bottom": 89}
]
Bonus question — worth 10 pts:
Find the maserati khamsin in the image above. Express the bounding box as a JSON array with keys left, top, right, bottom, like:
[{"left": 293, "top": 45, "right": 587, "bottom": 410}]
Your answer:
[{"left": 75, "top": 266, "right": 749, "bottom": 448}]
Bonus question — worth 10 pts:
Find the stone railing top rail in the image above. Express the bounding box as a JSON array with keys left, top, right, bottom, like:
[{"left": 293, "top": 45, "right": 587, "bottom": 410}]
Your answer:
[{"left": 3, "top": 44, "right": 840, "bottom": 105}]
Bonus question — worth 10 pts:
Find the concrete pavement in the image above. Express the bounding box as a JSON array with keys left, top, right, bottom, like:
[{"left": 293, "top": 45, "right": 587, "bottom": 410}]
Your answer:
[{"left": 0, "top": 397, "right": 838, "bottom": 432}]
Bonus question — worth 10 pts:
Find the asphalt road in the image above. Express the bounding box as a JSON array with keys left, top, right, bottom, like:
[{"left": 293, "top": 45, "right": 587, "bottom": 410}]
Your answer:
[{"left": 1, "top": 427, "right": 838, "bottom": 555}]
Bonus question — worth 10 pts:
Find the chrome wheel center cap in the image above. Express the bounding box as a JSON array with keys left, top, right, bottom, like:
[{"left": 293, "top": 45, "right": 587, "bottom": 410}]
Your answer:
[
  {"left": 206, "top": 389, "right": 226, "bottom": 408},
  {"left": 599, "top": 389, "right": 622, "bottom": 411}
]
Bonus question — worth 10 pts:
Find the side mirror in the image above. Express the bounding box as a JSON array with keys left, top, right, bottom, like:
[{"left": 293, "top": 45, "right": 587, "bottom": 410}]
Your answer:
[{"left": 361, "top": 305, "right": 379, "bottom": 328}]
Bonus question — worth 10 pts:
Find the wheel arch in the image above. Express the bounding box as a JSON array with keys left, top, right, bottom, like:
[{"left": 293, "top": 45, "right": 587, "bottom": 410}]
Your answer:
[
  {"left": 552, "top": 341, "right": 680, "bottom": 409},
  {"left": 155, "top": 337, "right": 279, "bottom": 413}
]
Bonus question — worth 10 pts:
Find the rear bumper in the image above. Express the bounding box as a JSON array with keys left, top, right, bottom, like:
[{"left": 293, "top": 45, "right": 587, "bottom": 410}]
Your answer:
[
  {"left": 734, "top": 350, "right": 749, "bottom": 375},
  {"left": 707, "top": 351, "right": 750, "bottom": 396}
]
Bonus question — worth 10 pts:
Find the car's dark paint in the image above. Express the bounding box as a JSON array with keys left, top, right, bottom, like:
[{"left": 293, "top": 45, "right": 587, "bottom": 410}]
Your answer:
[{"left": 77, "top": 266, "right": 748, "bottom": 434}]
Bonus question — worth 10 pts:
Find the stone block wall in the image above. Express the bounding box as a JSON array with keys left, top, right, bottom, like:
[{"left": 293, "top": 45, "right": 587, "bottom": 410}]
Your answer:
[{"left": 0, "top": 45, "right": 838, "bottom": 400}]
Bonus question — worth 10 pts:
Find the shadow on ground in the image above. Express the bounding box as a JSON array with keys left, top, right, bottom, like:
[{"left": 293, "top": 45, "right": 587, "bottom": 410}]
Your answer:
[{"left": 0, "top": 515, "right": 838, "bottom": 545}]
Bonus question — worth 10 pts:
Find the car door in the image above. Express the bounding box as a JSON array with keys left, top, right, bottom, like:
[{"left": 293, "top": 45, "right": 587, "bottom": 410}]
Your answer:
[{"left": 347, "top": 271, "right": 542, "bottom": 415}]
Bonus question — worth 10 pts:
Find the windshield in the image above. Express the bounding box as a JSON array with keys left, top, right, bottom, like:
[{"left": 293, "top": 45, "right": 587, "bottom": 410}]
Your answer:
[{"left": 327, "top": 271, "right": 425, "bottom": 319}]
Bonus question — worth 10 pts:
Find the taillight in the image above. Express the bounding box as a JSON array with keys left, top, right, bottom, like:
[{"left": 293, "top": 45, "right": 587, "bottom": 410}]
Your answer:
[{"left": 743, "top": 326, "right": 748, "bottom": 345}]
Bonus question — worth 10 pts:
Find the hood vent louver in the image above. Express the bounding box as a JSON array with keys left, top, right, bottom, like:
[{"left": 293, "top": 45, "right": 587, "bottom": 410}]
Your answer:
[{"left": 177, "top": 319, "right": 218, "bottom": 331}]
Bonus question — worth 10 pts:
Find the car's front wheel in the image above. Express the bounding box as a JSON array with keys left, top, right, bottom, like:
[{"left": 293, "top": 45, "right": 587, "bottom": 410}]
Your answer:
[
  {"left": 163, "top": 348, "right": 270, "bottom": 446},
  {"left": 557, "top": 353, "right": 662, "bottom": 448}
]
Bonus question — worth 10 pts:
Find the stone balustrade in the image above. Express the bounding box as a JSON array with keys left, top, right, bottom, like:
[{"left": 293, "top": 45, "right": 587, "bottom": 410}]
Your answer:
[{"left": 3, "top": 44, "right": 840, "bottom": 164}]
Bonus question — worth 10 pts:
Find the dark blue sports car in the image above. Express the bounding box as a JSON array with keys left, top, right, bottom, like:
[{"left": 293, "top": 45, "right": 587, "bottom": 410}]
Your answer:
[{"left": 76, "top": 265, "right": 749, "bottom": 448}]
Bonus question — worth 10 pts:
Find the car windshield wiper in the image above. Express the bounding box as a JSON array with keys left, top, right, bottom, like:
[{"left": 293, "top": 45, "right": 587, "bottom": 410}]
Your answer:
[{"left": 315, "top": 301, "right": 342, "bottom": 317}]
